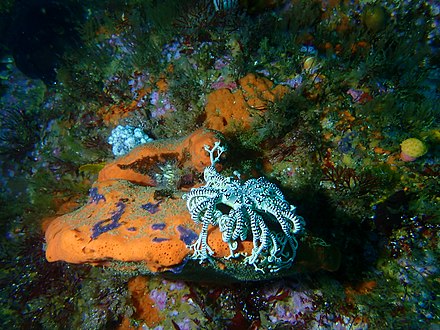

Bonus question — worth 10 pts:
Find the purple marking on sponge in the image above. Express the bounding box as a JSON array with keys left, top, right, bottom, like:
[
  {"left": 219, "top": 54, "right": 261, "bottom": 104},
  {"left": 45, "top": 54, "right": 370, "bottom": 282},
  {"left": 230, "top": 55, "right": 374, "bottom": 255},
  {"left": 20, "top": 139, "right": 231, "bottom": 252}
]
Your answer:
[
  {"left": 176, "top": 225, "right": 198, "bottom": 245},
  {"left": 88, "top": 187, "right": 106, "bottom": 204},
  {"left": 141, "top": 201, "right": 161, "bottom": 214},
  {"left": 127, "top": 227, "right": 137, "bottom": 231},
  {"left": 151, "top": 223, "right": 166, "bottom": 230},
  {"left": 152, "top": 237, "right": 170, "bottom": 243},
  {"left": 91, "top": 200, "right": 126, "bottom": 239}
]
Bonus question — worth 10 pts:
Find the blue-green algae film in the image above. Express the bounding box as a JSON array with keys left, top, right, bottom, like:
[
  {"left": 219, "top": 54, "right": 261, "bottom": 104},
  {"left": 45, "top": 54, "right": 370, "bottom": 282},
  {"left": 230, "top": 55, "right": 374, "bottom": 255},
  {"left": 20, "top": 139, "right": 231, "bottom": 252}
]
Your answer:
[{"left": 0, "top": 0, "right": 438, "bottom": 329}]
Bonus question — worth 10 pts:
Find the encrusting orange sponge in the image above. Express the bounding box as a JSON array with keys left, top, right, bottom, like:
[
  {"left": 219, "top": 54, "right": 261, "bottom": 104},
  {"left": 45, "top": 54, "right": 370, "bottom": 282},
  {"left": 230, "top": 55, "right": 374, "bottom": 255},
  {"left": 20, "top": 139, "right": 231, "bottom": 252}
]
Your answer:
[
  {"left": 98, "top": 128, "right": 220, "bottom": 185},
  {"left": 45, "top": 180, "right": 192, "bottom": 271},
  {"left": 204, "top": 73, "right": 289, "bottom": 133}
]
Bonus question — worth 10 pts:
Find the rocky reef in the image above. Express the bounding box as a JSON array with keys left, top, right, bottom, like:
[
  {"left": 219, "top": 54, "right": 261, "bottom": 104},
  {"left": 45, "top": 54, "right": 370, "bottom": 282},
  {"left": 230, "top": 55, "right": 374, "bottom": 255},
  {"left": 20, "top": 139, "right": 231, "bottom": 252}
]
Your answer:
[{"left": 0, "top": 0, "right": 438, "bottom": 328}]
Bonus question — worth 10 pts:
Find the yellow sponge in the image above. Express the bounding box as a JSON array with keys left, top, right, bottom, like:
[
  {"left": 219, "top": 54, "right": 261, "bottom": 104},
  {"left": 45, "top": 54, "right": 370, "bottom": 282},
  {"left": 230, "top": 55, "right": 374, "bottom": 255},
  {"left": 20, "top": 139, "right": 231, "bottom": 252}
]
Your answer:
[{"left": 400, "top": 138, "right": 427, "bottom": 161}]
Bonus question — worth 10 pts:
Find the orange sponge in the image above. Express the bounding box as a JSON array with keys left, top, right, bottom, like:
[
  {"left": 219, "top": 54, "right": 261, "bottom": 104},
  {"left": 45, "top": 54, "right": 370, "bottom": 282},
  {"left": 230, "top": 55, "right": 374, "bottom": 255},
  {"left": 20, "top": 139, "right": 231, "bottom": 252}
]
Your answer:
[
  {"left": 204, "top": 73, "right": 289, "bottom": 133},
  {"left": 98, "top": 128, "right": 221, "bottom": 185}
]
